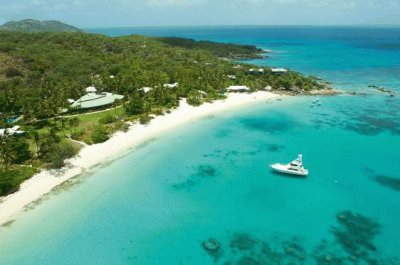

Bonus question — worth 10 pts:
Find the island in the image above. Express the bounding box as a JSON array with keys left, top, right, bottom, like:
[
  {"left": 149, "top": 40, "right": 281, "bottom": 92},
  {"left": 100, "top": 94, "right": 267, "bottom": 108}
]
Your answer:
[
  {"left": 0, "top": 21, "right": 331, "bottom": 224},
  {"left": 0, "top": 19, "right": 81, "bottom": 33}
]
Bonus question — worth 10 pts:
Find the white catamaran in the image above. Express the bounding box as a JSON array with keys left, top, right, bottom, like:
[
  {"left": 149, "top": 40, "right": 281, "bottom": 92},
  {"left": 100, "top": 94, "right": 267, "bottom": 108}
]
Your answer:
[{"left": 270, "top": 154, "right": 309, "bottom": 176}]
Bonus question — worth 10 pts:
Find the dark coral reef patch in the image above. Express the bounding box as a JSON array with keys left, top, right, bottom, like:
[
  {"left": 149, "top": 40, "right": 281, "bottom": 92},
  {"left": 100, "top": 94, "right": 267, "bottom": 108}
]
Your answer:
[{"left": 201, "top": 211, "right": 398, "bottom": 265}]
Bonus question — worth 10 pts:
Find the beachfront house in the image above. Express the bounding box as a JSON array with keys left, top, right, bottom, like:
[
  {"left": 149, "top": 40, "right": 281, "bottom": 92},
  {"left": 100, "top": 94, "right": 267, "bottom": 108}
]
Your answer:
[
  {"left": 226, "top": 85, "right": 250, "bottom": 93},
  {"left": 141, "top": 87, "right": 153, "bottom": 93},
  {"left": 70, "top": 86, "right": 124, "bottom": 110},
  {"left": 164, "top": 82, "right": 178, "bottom": 89},
  {"left": 0, "top": 125, "right": 25, "bottom": 137},
  {"left": 249, "top": 68, "right": 264, "bottom": 74},
  {"left": 271, "top": 68, "right": 288, "bottom": 75}
]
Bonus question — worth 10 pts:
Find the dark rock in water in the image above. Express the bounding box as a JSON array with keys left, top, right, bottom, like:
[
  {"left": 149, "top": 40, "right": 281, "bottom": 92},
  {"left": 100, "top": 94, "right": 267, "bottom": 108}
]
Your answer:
[
  {"left": 202, "top": 238, "right": 223, "bottom": 262},
  {"left": 374, "top": 175, "right": 400, "bottom": 192},
  {"left": 203, "top": 238, "right": 221, "bottom": 251}
]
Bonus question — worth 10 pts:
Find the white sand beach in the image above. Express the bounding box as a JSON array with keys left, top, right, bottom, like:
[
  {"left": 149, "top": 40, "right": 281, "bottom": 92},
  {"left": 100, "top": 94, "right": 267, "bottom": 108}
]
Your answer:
[{"left": 0, "top": 91, "right": 281, "bottom": 225}]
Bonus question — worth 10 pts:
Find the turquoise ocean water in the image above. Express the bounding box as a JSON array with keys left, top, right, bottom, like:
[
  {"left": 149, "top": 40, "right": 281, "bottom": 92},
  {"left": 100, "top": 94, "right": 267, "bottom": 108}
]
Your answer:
[{"left": 0, "top": 26, "right": 399, "bottom": 264}]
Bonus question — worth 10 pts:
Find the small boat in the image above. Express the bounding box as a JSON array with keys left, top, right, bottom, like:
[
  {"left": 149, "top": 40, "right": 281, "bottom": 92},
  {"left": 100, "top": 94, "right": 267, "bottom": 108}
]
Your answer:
[{"left": 270, "top": 154, "right": 309, "bottom": 176}]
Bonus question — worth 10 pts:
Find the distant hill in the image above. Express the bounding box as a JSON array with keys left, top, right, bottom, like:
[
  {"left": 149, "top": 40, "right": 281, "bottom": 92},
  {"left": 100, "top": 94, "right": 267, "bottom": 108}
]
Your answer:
[{"left": 0, "top": 19, "right": 81, "bottom": 33}]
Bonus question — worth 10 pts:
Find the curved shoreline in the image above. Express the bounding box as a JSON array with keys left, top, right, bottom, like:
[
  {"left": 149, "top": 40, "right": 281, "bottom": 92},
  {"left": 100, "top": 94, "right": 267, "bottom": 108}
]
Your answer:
[{"left": 0, "top": 91, "right": 282, "bottom": 225}]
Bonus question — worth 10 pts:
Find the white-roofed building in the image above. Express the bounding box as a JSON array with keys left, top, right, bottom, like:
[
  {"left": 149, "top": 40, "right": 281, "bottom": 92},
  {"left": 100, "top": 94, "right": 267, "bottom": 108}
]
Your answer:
[
  {"left": 141, "top": 87, "right": 153, "bottom": 93},
  {"left": 164, "top": 83, "right": 178, "bottom": 89},
  {"left": 271, "top": 68, "right": 288, "bottom": 74},
  {"left": 0, "top": 126, "right": 25, "bottom": 137},
  {"left": 86, "top": 86, "right": 97, "bottom": 93},
  {"left": 70, "top": 92, "right": 124, "bottom": 110},
  {"left": 226, "top": 85, "right": 250, "bottom": 92}
]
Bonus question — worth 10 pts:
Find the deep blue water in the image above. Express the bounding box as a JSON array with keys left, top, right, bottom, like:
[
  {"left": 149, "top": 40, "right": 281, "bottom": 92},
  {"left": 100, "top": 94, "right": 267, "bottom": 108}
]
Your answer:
[{"left": 0, "top": 26, "right": 399, "bottom": 265}]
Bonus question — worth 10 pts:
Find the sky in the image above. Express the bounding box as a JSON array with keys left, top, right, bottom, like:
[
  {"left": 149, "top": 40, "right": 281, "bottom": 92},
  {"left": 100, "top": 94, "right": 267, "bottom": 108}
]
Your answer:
[{"left": 0, "top": 0, "right": 399, "bottom": 28}]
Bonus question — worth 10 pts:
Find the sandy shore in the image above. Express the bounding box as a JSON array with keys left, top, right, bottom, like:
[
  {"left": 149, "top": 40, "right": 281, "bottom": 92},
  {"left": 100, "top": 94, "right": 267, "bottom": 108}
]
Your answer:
[{"left": 0, "top": 91, "right": 281, "bottom": 225}]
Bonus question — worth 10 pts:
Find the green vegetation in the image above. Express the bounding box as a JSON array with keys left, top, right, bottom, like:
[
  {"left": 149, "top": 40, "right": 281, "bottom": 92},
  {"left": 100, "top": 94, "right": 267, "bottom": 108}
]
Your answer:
[
  {"left": 91, "top": 126, "right": 109, "bottom": 144},
  {"left": 0, "top": 166, "right": 38, "bottom": 196},
  {"left": 0, "top": 19, "right": 81, "bottom": 33},
  {"left": 156, "top": 37, "right": 265, "bottom": 59},
  {"left": 0, "top": 30, "right": 324, "bottom": 197}
]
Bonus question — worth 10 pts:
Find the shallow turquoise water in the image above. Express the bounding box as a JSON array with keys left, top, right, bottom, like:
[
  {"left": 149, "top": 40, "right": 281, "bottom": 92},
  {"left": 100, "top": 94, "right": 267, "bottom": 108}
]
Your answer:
[
  {"left": 1, "top": 27, "right": 399, "bottom": 264},
  {"left": 1, "top": 96, "right": 399, "bottom": 264}
]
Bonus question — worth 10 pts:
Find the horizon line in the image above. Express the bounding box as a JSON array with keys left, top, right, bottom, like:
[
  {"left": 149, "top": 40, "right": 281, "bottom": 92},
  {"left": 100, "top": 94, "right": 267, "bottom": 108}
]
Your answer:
[{"left": 83, "top": 24, "right": 400, "bottom": 30}]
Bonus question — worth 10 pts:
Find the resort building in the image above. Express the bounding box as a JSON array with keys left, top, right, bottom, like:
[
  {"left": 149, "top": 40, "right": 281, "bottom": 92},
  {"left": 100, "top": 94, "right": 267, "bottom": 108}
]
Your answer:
[
  {"left": 249, "top": 68, "right": 265, "bottom": 74},
  {"left": 0, "top": 125, "right": 25, "bottom": 137},
  {"left": 70, "top": 86, "right": 124, "bottom": 110},
  {"left": 271, "top": 68, "right": 288, "bottom": 74},
  {"left": 226, "top": 85, "right": 250, "bottom": 92},
  {"left": 141, "top": 87, "right": 153, "bottom": 93},
  {"left": 164, "top": 83, "right": 179, "bottom": 89}
]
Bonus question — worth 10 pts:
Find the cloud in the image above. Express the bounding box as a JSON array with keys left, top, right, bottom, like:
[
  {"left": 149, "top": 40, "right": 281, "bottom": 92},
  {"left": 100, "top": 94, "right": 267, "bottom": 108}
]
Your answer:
[
  {"left": 231, "top": 0, "right": 400, "bottom": 9},
  {"left": 144, "top": 0, "right": 208, "bottom": 6}
]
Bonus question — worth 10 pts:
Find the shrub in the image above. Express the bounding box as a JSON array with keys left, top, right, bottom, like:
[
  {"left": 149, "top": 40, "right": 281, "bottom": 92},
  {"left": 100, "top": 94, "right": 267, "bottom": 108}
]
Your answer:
[
  {"left": 0, "top": 166, "right": 38, "bottom": 196},
  {"left": 0, "top": 136, "right": 32, "bottom": 164},
  {"left": 91, "top": 126, "right": 109, "bottom": 143},
  {"left": 99, "top": 114, "right": 117, "bottom": 124},
  {"left": 187, "top": 91, "right": 203, "bottom": 106},
  {"left": 114, "top": 121, "right": 130, "bottom": 132},
  {"left": 4, "top": 67, "right": 24, "bottom": 78},
  {"left": 125, "top": 95, "right": 144, "bottom": 116},
  {"left": 43, "top": 142, "right": 77, "bottom": 169},
  {"left": 139, "top": 114, "right": 151, "bottom": 125}
]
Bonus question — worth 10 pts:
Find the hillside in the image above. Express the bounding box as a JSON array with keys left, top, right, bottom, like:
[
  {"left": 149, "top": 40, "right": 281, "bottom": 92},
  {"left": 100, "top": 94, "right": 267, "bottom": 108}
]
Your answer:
[
  {"left": 156, "top": 37, "right": 265, "bottom": 59},
  {"left": 0, "top": 31, "right": 322, "bottom": 119},
  {"left": 0, "top": 19, "right": 81, "bottom": 33}
]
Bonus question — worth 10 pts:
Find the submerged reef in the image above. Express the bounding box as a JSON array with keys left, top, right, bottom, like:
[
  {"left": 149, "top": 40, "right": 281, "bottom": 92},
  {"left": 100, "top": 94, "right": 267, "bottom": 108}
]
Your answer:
[
  {"left": 266, "top": 144, "right": 285, "bottom": 152},
  {"left": 240, "top": 113, "right": 294, "bottom": 134},
  {"left": 309, "top": 98, "right": 400, "bottom": 136},
  {"left": 202, "top": 149, "right": 261, "bottom": 164},
  {"left": 373, "top": 175, "right": 400, "bottom": 192},
  {"left": 172, "top": 164, "right": 218, "bottom": 190},
  {"left": 201, "top": 210, "right": 398, "bottom": 265},
  {"left": 331, "top": 211, "right": 381, "bottom": 262}
]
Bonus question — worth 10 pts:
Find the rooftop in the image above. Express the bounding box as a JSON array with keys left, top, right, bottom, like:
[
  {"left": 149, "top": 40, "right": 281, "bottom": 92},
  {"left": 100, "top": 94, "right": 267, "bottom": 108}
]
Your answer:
[
  {"left": 271, "top": 68, "right": 288, "bottom": 73},
  {"left": 227, "top": 85, "right": 250, "bottom": 92},
  {"left": 71, "top": 92, "right": 124, "bottom": 109},
  {"left": 0, "top": 125, "right": 25, "bottom": 137}
]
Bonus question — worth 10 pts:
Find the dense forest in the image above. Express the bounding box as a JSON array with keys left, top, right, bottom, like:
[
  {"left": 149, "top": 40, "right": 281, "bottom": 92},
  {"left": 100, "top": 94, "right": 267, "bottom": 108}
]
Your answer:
[{"left": 0, "top": 31, "right": 324, "bottom": 196}]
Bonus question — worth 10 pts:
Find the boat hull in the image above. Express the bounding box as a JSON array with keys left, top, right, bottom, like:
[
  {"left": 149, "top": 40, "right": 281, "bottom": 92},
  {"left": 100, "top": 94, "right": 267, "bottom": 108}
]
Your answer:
[{"left": 270, "top": 164, "right": 309, "bottom": 176}]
